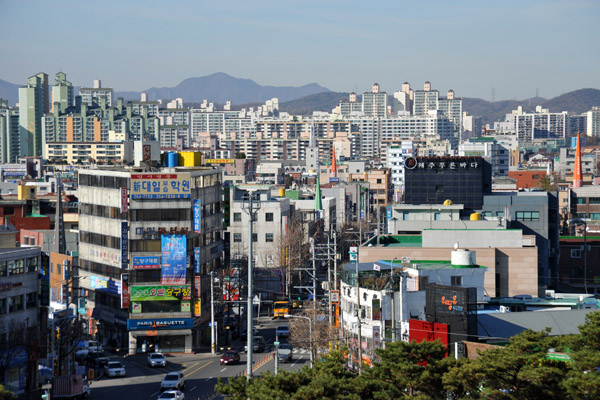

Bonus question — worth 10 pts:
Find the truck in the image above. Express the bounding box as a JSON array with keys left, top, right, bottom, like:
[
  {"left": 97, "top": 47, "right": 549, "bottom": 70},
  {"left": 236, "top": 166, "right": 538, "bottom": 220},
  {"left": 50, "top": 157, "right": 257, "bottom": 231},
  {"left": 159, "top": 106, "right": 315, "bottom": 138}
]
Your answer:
[{"left": 51, "top": 375, "right": 91, "bottom": 399}]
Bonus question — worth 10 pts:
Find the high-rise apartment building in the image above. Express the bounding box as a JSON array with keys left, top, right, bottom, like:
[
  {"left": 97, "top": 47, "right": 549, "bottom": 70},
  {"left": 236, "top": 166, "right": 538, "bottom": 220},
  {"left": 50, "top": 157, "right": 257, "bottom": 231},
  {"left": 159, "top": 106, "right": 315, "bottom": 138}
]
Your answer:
[
  {"left": 0, "top": 99, "right": 20, "bottom": 163},
  {"left": 361, "top": 83, "right": 388, "bottom": 118},
  {"left": 413, "top": 81, "right": 438, "bottom": 116},
  {"left": 51, "top": 72, "right": 73, "bottom": 114},
  {"left": 18, "top": 72, "right": 49, "bottom": 157},
  {"left": 79, "top": 80, "right": 113, "bottom": 107},
  {"left": 586, "top": 107, "right": 600, "bottom": 137}
]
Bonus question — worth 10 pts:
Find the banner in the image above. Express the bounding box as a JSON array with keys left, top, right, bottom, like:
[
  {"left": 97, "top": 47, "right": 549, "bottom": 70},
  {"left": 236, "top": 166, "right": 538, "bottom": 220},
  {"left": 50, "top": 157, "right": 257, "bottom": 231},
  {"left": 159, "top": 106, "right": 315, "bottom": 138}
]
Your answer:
[
  {"left": 130, "top": 173, "right": 191, "bottom": 199},
  {"left": 40, "top": 253, "right": 50, "bottom": 307},
  {"left": 121, "top": 221, "right": 129, "bottom": 269},
  {"left": 372, "top": 298, "right": 381, "bottom": 321},
  {"left": 161, "top": 234, "right": 187, "bottom": 284},
  {"left": 120, "top": 188, "right": 129, "bottom": 213},
  {"left": 193, "top": 248, "right": 201, "bottom": 274},
  {"left": 373, "top": 326, "right": 381, "bottom": 349},
  {"left": 194, "top": 276, "right": 201, "bottom": 297},
  {"left": 193, "top": 199, "right": 202, "bottom": 233},
  {"left": 130, "top": 285, "right": 191, "bottom": 301},
  {"left": 121, "top": 274, "right": 129, "bottom": 309},
  {"left": 193, "top": 299, "right": 201, "bottom": 317}
]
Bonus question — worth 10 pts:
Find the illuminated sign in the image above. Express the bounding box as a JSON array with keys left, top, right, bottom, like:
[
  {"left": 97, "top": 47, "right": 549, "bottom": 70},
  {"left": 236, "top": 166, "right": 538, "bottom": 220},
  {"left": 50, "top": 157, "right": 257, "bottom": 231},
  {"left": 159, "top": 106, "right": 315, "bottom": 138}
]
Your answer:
[
  {"left": 130, "top": 173, "right": 191, "bottom": 199},
  {"left": 193, "top": 199, "right": 201, "bottom": 233},
  {"left": 121, "top": 221, "right": 129, "bottom": 268},
  {"left": 161, "top": 234, "right": 187, "bottom": 285}
]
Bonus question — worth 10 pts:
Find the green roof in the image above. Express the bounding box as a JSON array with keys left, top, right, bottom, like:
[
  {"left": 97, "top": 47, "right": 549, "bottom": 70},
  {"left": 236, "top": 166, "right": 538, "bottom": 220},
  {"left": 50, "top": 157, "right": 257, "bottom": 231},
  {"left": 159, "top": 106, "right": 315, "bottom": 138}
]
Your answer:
[{"left": 373, "top": 235, "right": 422, "bottom": 247}]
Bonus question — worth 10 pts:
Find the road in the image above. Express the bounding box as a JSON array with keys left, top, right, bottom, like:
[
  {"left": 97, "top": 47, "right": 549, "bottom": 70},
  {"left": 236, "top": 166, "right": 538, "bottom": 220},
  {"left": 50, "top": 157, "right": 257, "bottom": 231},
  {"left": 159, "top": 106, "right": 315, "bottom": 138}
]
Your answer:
[{"left": 88, "top": 318, "right": 311, "bottom": 400}]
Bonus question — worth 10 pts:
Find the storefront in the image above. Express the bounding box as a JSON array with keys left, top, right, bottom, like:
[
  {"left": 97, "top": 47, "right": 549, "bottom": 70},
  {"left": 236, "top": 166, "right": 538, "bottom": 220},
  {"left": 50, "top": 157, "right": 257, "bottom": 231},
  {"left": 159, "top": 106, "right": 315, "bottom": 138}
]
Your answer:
[{"left": 127, "top": 318, "right": 193, "bottom": 354}]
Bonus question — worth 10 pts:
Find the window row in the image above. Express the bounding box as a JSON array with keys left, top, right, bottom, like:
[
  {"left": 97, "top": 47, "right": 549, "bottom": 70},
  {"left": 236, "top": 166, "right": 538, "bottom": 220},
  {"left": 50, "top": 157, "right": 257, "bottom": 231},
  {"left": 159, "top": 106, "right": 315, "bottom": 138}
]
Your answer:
[
  {"left": 0, "top": 293, "right": 37, "bottom": 314},
  {"left": 0, "top": 257, "right": 38, "bottom": 277},
  {"left": 233, "top": 212, "right": 274, "bottom": 222},
  {"left": 80, "top": 231, "right": 121, "bottom": 250},
  {"left": 79, "top": 174, "right": 129, "bottom": 189},
  {"left": 233, "top": 233, "right": 274, "bottom": 243},
  {"left": 515, "top": 211, "right": 540, "bottom": 221},
  {"left": 80, "top": 203, "right": 126, "bottom": 219}
]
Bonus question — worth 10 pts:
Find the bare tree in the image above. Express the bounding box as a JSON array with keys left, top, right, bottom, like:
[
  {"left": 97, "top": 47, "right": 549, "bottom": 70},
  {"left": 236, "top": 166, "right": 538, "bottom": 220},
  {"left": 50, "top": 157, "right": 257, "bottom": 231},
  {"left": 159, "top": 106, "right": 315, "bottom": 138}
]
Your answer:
[
  {"left": 276, "top": 214, "right": 310, "bottom": 297},
  {"left": 288, "top": 305, "right": 341, "bottom": 362}
]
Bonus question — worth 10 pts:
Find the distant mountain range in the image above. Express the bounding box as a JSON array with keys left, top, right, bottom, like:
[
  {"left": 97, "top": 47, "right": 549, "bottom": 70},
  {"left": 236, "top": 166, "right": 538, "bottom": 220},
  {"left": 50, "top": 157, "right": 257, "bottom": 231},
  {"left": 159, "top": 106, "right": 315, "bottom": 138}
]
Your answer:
[
  {"left": 1, "top": 73, "right": 599, "bottom": 124},
  {"left": 116, "top": 72, "right": 330, "bottom": 104}
]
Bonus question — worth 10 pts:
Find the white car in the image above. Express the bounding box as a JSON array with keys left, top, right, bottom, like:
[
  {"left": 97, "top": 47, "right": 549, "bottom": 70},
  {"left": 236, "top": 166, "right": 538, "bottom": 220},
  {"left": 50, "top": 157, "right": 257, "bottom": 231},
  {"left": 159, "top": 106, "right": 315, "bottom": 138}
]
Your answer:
[
  {"left": 74, "top": 340, "right": 103, "bottom": 358},
  {"left": 147, "top": 352, "right": 167, "bottom": 367},
  {"left": 104, "top": 361, "right": 126, "bottom": 377},
  {"left": 160, "top": 372, "right": 185, "bottom": 392},
  {"left": 158, "top": 390, "right": 184, "bottom": 400}
]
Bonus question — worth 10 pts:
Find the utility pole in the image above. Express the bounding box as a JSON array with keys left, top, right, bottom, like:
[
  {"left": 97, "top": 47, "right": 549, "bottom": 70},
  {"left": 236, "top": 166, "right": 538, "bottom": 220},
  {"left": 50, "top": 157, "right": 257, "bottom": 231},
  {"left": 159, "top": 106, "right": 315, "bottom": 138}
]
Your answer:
[
  {"left": 312, "top": 238, "right": 316, "bottom": 312},
  {"left": 242, "top": 192, "right": 260, "bottom": 380},
  {"left": 356, "top": 245, "right": 362, "bottom": 375},
  {"left": 210, "top": 271, "right": 216, "bottom": 354}
]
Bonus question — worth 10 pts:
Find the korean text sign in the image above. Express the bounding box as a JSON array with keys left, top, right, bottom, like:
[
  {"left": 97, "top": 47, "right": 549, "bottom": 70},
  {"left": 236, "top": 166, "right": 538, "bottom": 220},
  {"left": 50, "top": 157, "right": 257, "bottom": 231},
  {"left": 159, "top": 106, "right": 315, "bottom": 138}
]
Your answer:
[{"left": 130, "top": 173, "right": 191, "bottom": 199}]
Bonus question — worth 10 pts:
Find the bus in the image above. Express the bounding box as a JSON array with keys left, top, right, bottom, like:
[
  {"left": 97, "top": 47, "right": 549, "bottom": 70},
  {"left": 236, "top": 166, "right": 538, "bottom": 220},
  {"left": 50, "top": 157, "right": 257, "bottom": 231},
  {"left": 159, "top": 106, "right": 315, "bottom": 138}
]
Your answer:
[{"left": 274, "top": 301, "right": 291, "bottom": 318}]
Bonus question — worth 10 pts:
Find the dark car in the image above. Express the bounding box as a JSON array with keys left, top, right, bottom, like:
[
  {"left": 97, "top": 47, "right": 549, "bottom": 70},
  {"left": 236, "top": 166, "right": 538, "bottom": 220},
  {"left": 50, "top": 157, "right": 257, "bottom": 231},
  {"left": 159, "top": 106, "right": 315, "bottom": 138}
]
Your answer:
[
  {"left": 220, "top": 350, "right": 241, "bottom": 365},
  {"left": 278, "top": 343, "right": 293, "bottom": 363},
  {"left": 86, "top": 351, "right": 109, "bottom": 368}
]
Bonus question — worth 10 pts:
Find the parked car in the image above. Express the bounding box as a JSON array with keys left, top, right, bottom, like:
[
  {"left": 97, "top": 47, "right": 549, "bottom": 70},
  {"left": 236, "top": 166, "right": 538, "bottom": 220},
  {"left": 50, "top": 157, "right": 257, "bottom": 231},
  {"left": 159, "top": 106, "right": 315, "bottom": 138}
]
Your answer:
[
  {"left": 276, "top": 325, "right": 290, "bottom": 338},
  {"left": 85, "top": 351, "right": 109, "bottom": 368},
  {"left": 160, "top": 372, "right": 185, "bottom": 392},
  {"left": 147, "top": 352, "right": 167, "bottom": 367},
  {"left": 220, "top": 351, "right": 240, "bottom": 365},
  {"left": 104, "top": 361, "right": 126, "bottom": 377},
  {"left": 278, "top": 343, "right": 293, "bottom": 363},
  {"left": 157, "top": 390, "right": 185, "bottom": 400},
  {"left": 74, "top": 340, "right": 103, "bottom": 358},
  {"left": 244, "top": 336, "right": 265, "bottom": 353}
]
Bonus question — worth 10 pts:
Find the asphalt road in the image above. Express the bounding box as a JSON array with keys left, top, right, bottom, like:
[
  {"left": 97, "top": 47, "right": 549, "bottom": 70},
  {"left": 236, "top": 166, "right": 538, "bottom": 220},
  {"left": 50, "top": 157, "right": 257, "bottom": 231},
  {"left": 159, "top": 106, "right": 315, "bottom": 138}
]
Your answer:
[{"left": 87, "top": 317, "right": 311, "bottom": 400}]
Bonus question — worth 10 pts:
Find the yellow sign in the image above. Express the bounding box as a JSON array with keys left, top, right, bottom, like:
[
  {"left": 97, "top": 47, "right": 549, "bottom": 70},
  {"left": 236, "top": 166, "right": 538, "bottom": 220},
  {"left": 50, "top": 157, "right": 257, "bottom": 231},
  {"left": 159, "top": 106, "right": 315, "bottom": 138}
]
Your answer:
[
  {"left": 193, "top": 299, "right": 201, "bottom": 316},
  {"left": 205, "top": 159, "right": 235, "bottom": 164}
]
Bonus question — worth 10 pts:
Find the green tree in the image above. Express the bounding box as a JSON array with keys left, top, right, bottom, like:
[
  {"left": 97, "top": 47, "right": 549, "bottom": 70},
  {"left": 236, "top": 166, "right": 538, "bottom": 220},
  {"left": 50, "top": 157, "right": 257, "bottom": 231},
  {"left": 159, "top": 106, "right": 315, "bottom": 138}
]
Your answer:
[
  {"left": 359, "top": 339, "right": 451, "bottom": 399},
  {"left": 0, "top": 385, "right": 17, "bottom": 400},
  {"left": 560, "top": 311, "right": 600, "bottom": 399},
  {"left": 444, "top": 329, "right": 570, "bottom": 399}
]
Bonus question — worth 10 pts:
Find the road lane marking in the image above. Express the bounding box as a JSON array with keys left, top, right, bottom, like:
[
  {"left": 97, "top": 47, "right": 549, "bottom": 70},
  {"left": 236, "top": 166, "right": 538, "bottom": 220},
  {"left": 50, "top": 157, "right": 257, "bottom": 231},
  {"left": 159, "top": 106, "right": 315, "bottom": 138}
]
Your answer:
[
  {"left": 190, "top": 386, "right": 197, "bottom": 391},
  {"left": 151, "top": 391, "right": 159, "bottom": 397},
  {"left": 186, "top": 360, "right": 213, "bottom": 376},
  {"left": 220, "top": 368, "right": 226, "bottom": 372},
  {"left": 182, "top": 361, "right": 201, "bottom": 374}
]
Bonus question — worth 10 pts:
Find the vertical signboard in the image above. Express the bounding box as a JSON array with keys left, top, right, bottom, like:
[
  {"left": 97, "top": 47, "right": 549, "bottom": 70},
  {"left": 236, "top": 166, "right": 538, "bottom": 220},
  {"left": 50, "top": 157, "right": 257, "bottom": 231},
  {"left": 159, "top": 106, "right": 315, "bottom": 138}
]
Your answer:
[
  {"left": 372, "top": 298, "right": 381, "bottom": 321},
  {"left": 386, "top": 206, "right": 392, "bottom": 234},
  {"left": 121, "top": 274, "right": 130, "bottom": 309},
  {"left": 194, "top": 276, "right": 201, "bottom": 297},
  {"left": 161, "top": 234, "right": 187, "bottom": 285},
  {"left": 143, "top": 144, "right": 151, "bottom": 162},
  {"left": 193, "top": 299, "right": 201, "bottom": 317},
  {"left": 373, "top": 326, "right": 381, "bottom": 349},
  {"left": 193, "top": 247, "right": 201, "bottom": 274},
  {"left": 120, "top": 188, "right": 129, "bottom": 213},
  {"left": 121, "top": 221, "right": 129, "bottom": 269},
  {"left": 193, "top": 199, "right": 202, "bottom": 233},
  {"left": 40, "top": 252, "right": 50, "bottom": 307}
]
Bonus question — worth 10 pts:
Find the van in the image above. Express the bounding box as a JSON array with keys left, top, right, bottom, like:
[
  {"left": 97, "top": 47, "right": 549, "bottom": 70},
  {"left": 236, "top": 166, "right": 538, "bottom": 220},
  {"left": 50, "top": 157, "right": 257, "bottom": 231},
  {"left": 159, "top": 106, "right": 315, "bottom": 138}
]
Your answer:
[
  {"left": 244, "top": 336, "right": 265, "bottom": 353},
  {"left": 75, "top": 340, "right": 103, "bottom": 358}
]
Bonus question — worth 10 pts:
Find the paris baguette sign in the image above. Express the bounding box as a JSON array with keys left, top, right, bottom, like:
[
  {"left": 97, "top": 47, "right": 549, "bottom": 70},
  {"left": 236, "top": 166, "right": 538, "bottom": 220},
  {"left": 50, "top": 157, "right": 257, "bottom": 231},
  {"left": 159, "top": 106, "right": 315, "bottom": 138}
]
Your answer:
[{"left": 127, "top": 318, "right": 194, "bottom": 331}]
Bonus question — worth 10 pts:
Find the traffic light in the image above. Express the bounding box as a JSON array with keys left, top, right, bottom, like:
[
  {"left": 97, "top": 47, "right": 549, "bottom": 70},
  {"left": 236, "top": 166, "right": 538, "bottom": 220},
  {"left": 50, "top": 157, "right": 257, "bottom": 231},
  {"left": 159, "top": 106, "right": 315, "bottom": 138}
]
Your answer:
[
  {"left": 53, "top": 359, "right": 58, "bottom": 377},
  {"left": 55, "top": 327, "right": 60, "bottom": 343}
]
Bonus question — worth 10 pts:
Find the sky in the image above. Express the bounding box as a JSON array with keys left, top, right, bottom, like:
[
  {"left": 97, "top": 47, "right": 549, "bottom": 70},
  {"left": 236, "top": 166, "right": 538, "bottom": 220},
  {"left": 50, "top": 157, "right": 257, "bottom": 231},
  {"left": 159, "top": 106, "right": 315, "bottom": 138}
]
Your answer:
[{"left": 1, "top": 0, "right": 599, "bottom": 101}]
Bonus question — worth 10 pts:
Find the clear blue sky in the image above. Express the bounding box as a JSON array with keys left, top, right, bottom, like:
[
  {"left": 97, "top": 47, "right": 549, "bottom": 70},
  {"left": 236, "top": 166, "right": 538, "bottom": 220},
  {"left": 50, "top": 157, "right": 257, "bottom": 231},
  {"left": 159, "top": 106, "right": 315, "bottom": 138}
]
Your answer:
[{"left": 1, "top": 0, "right": 598, "bottom": 101}]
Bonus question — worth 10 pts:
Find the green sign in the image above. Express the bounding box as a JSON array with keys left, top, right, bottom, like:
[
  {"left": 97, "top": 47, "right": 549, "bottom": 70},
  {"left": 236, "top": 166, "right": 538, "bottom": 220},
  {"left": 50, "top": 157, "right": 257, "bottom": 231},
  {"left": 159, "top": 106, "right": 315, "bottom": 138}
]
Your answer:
[{"left": 131, "top": 285, "right": 191, "bottom": 301}]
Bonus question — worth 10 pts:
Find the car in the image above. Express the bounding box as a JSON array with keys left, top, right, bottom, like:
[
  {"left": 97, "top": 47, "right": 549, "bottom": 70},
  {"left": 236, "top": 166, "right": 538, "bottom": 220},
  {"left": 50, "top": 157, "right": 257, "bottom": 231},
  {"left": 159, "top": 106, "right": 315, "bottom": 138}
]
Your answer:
[
  {"left": 85, "top": 351, "right": 109, "bottom": 368},
  {"left": 147, "top": 352, "right": 167, "bottom": 367},
  {"left": 160, "top": 372, "right": 185, "bottom": 392},
  {"left": 244, "top": 336, "right": 265, "bottom": 353},
  {"left": 157, "top": 390, "right": 185, "bottom": 400},
  {"left": 104, "top": 361, "right": 126, "bottom": 377},
  {"left": 220, "top": 350, "right": 240, "bottom": 365},
  {"left": 278, "top": 343, "right": 293, "bottom": 363},
  {"left": 275, "top": 325, "right": 290, "bottom": 338}
]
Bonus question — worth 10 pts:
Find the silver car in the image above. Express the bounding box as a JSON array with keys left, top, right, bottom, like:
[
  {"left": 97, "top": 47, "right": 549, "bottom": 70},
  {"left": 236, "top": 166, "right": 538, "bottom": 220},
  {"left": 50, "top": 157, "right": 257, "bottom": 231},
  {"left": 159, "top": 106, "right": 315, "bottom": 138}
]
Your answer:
[
  {"left": 160, "top": 372, "right": 185, "bottom": 392},
  {"left": 148, "top": 352, "right": 167, "bottom": 367},
  {"left": 104, "top": 361, "right": 126, "bottom": 377}
]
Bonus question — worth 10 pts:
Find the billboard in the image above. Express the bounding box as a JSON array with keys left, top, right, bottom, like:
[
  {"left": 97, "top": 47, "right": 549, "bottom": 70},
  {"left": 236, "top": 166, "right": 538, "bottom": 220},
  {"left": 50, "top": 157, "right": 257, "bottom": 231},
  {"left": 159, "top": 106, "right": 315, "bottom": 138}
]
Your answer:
[
  {"left": 130, "top": 285, "right": 191, "bottom": 301},
  {"left": 130, "top": 173, "right": 191, "bottom": 199},
  {"left": 205, "top": 159, "right": 235, "bottom": 164},
  {"left": 193, "top": 199, "right": 201, "bottom": 233},
  {"left": 161, "top": 234, "right": 187, "bottom": 285},
  {"left": 193, "top": 248, "right": 201, "bottom": 274},
  {"left": 425, "top": 283, "right": 477, "bottom": 340},
  {"left": 193, "top": 299, "right": 201, "bottom": 317},
  {"left": 132, "top": 256, "right": 160, "bottom": 269},
  {"left": 127, "top": 318, "right": 194, "bottom": 331}
]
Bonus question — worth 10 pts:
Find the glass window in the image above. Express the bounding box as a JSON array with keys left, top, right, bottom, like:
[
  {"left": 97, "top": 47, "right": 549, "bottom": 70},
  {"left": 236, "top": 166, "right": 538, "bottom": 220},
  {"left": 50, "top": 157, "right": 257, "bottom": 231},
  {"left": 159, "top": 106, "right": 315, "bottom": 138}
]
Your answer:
[
  {"left": 265, "top": 213, "right": 274, "bottom": 222},
  {"left": 515, "top": 211, "right": 540, "bottom": 221},
  {"left": 26, "top": 293, "right": 37, "bottom": 308},
  {"left": 0, "top": 261, "right": 6, "bottom": 277},
  {"left": 27, "top": 257, "right": 38, "bottom": 273},
  {"left": 8, "top": 260, "right": 24, "bottom": 275},
  {"left": 9, "top": 295, "right": 23, "bottom": 313},
  {"left": 451, "top": 276, "right": 462, "bottom": 286},
  {"left": 233, "top": 213, "right": 242, "bottom": 222},
  {"left": 590, "top": 213, "right": 600, "bottom": 220},
  {"left": 571, "top": 249, "right": 581, "bottom": 258},
  {"left": 266, "top": 233, "right": 274, "bottom": 242},
  {"left": 0, "top": 298, "right": 5, "bottom": 314},
  {"left": 252, "top": 233, "right": 257, "bottom": 242},
  {"left": 233, "top": 233, "right": 242, "bottom": 243}
]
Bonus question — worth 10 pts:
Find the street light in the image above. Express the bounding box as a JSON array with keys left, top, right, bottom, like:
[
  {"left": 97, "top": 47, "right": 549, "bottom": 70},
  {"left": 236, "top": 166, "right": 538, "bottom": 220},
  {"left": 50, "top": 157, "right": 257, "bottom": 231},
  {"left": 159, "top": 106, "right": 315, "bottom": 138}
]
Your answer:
[
  {"left": 389, "top": 258, "right": 397, "bottom": 343},
  {"left": 570, "top": 218, "right": 588, "bottom": 294},
  {"left": 284, "top": 314, "right": 313, "bottom": 368}
]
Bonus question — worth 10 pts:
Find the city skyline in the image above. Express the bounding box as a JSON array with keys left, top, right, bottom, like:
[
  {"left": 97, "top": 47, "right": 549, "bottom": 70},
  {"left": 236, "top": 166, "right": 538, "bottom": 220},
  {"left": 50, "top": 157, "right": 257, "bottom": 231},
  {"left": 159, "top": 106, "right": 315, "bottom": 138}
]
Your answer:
[{"left": 1, "top": 0, "right": 598, "bottom": 101}]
